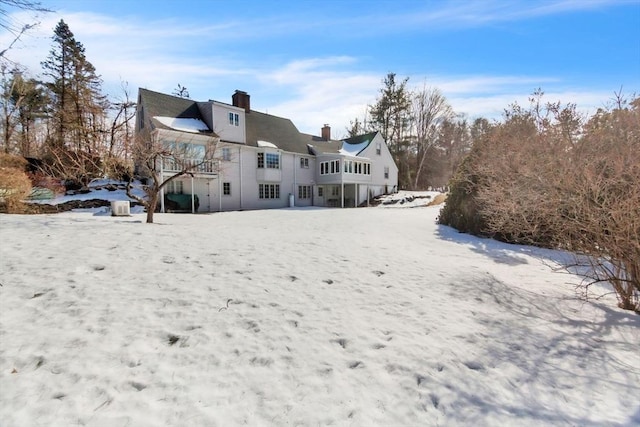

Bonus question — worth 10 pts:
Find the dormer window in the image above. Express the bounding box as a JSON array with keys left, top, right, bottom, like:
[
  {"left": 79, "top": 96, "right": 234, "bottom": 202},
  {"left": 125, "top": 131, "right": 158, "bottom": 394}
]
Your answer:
[{"left": 228, "top": 112, "right": 239, "bottom": 126}]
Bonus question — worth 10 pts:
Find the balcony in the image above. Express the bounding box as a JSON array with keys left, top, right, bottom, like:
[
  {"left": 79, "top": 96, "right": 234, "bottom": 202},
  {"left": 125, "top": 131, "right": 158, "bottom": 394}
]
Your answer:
[{"left": 161, "top": 157, "right": 217, "bottom": 175}]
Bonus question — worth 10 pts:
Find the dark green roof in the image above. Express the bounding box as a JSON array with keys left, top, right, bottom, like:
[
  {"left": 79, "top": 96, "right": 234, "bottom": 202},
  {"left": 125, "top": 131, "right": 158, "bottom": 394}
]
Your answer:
[{"left": 343, "top": 132, "right": 377, "bottom": 146}]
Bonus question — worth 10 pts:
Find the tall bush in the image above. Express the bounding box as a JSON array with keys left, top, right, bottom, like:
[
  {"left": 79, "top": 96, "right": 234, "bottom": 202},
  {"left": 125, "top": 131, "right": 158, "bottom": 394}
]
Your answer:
[
  {"left": 0, "top": 153, "right": 31, "bottom": 213},
  {"left": 439, "top": 94, "right": 639, "bottom": 313}
]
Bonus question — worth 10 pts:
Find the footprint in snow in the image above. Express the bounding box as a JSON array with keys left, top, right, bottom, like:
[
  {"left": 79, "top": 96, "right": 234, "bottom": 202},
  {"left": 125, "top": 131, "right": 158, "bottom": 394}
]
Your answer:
[
  {"left": 130, "top": 382, "right": 147, "bottom": 391},
  {"left": 463, "top": 361, "right": 484, "bottom": 371},
  {"left": 332, "top": 338, "right": 348, "bottom": 349}
]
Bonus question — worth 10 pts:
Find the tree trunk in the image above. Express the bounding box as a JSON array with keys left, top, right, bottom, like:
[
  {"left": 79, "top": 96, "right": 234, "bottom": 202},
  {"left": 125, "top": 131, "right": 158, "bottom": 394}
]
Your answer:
[{"left": 146, "top": 192, "right": 158, "bottom": 224}]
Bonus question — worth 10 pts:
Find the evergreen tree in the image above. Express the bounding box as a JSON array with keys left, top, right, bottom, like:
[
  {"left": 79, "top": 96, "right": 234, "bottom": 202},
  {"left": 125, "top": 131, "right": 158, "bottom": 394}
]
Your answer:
[
  {"left": 0, "top": 65, "right": 47, "bottom": 155},
  {"left": 14, "top": 74, "right": 47, "bottom": 156},
  {"left": 40, "top": 19, "right": 108, "bottom": 184},
  {"left": 41, "top": 19, "right": 106, "bottom": 151},
  {"left": 368, "top": 73, "right": 412, "bottom": 188}
]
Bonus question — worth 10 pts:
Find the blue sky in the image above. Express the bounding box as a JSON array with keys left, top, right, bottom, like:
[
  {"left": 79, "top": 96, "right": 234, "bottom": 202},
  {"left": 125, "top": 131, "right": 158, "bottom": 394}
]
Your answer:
[{"left": 3, "top": 0, "right": 639, "bottom": 137}]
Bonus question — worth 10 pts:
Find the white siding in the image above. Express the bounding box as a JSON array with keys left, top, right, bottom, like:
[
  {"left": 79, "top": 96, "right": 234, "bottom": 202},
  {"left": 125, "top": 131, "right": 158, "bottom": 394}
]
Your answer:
[
  {"left": 359, "top": 133, "right": 398, "bottom": 194},
  {"left": 212, "top": 102, "right": 245, "bottom": 144}
]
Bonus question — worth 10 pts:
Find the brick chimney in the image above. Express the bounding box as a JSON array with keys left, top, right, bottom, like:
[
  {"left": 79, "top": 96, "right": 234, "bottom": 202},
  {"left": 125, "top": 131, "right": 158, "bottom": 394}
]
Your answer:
[
  {"left": 321, "top": 124, "right": 331, "bottom": 140},
  {"left": 232, "top": 90, "right": 250, "bottom": 113}
]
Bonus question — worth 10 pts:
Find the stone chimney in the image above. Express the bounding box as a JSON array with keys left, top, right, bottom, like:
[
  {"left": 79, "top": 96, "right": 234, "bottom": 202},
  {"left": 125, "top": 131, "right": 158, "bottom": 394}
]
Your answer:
[
  {"left": 321, "top": 124, "right": 331, "bottom": 141},
  {"left": 232, "top": 90, "right": 250, "bottom": 113}
]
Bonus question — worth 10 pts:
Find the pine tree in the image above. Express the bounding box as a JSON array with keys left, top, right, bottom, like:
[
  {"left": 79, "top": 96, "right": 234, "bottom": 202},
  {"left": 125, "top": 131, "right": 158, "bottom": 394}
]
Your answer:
[
  {"left": 41, "top": 19, "right": 106, "bottom": 151},
  {"left": 368, "top": 73, "right": 412, "bottom": 188},
  {"left": 0, "top": 65, "right": 47, "bottom": 155},
  {"left": 40, "top": 19, "right": 107, "bottom": 184}
]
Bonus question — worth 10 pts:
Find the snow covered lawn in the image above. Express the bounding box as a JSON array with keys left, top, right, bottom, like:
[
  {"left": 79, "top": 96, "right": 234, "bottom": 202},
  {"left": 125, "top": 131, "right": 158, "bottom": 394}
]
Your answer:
[{"left": 1, "top": 206, "right": 638, "bottom": 426}]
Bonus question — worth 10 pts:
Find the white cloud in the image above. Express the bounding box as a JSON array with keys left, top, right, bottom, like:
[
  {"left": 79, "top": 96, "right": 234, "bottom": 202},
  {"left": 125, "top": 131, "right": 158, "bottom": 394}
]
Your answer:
[
  {"left": 252, "top": 58, "right": 381, "bottom": 136},
  {"left": 1, "top": 6, "right": 629, "bottom": 138},
  {"left": 385, "top": 0, "right": 630, "bottom": 30}
]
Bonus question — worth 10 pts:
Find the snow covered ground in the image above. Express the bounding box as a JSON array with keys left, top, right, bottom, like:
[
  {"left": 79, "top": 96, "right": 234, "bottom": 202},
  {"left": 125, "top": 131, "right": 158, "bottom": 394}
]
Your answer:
[{"left": 0, "top": 200, "right": 638, "bottom": 426}]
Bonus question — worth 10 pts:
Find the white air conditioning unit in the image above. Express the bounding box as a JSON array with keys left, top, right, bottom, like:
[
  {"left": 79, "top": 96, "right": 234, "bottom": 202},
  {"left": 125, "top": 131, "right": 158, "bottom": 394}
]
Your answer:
[{"left": 111, "top": 200, "right": 131, "bottom": 216}]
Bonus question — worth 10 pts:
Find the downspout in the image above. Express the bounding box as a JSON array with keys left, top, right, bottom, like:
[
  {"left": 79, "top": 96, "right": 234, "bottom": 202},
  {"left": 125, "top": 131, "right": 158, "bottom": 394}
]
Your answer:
[
  {"left": 159, "top": 157, "right": 165, "bottom": 213},
  {"left": 218, "top": 160, "right": 222, "bottom": 212},
  {"left": 293, "top": 154, "right": 297, "bottom": 206},
  {"left": 341, "top": 181, "right": 344, "bottom": 208},
  {"left": 191, "top": 174, "right": 195, "bottom": 214},
  {"left": 239, "top": 146, "right": 243, "bottom": 209}
]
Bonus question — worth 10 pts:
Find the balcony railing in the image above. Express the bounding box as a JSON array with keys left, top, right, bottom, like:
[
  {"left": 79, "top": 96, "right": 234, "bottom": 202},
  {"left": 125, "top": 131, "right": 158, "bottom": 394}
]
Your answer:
[{"left": 161, "top": 157, "right": 217, "bottom": 174}]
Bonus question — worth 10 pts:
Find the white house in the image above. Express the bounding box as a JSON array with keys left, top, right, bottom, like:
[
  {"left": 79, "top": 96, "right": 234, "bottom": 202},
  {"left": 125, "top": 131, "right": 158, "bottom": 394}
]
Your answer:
[{"left": 136, "top": 88, "right": 399, "bottom": 212}]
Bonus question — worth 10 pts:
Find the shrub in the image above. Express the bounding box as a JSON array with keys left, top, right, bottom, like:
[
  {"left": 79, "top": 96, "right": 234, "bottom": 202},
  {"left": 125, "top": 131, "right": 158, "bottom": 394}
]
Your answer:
[
  {"left": 0, "top": 166, "right": 32, "bottom": 213},
  {"left": 28, "top": 172, "right": 65, "bottom": 195},
  {"left": 438, "top": 152, "right": 486, "bottom": 236},
  {"left": 439, "top": 93, "right": 639, "bottom": 313},
  {"left": 0, "top": 153, "right": 28, "bottom": 170}
]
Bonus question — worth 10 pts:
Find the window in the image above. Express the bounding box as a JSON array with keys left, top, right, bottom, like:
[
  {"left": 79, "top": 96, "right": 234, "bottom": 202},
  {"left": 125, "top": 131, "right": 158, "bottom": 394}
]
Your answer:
[
  {"left": 298, "top": 185, "right": 311, "bottom": 199},
  {"left": 223, "top": 182, "right": 231, "bottom": 195},
  {"left": 300, "top": 157, "right": 309, "bottom": 168},
  {"left": 228, "top": 112, "right": 239, "bottom": 126},
  {"left": 318, "top": 187, "right": 323, "bottom": 197},
  {"left": 265, "top": 153, "right": 280, "bottom": 169},
  {"left": 366, "top": 164, "right": 371, "bottom": 175},
  {"left": 384, "top": 166, "right": 389, "bottom": 179},
  {"left": 376, "top": 142, "right": 381, "bottom": 155},
  {"left": 222, "top": 147, "right": 231, "bottom": 161},
  {"left": 259, "top": 184, "right": 280, "bottom": 199},
  {"left": 319, "top": 160, "right": 340, "bottom": 175},
  {"left": 258, "top": 152, "right": 280, "bottom": 169},
  {"left": 331, "top": 186, "right": 339, "bottom": 196}
]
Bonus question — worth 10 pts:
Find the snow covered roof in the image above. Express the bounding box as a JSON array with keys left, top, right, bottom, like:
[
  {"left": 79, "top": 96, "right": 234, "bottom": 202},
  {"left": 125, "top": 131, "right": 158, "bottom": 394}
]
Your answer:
[
  {"left": 257, "top": 140, "right": 278, "bottom": 149},
  {"left": 153, "top": 116, "right": 210, "bottom": 133}
]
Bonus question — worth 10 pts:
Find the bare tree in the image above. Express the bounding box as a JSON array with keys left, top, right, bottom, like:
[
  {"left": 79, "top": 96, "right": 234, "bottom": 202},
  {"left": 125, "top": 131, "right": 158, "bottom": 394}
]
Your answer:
[
  {"left": 172, "top": 84, "right": 190, "bottom": 99},
  {"left": 0, "top": 64, "right": 21, "bottom": 152},
  {"left": 410, "top": 85, "right": 454, "bottom": 189},
  {"left": 103, "top": 81, "right": 136, "bottom": 179},
  {"left": 126, "top": 127, "right": 219, "bottom": 224},
  {"left": 0, "top": 0, "right": 52, "bottom": 59}
]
